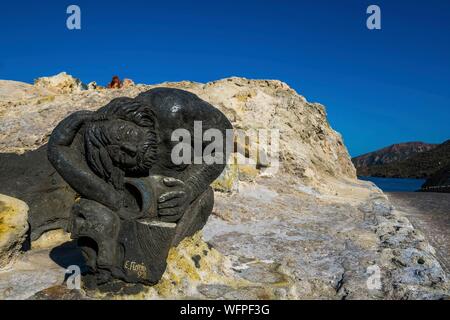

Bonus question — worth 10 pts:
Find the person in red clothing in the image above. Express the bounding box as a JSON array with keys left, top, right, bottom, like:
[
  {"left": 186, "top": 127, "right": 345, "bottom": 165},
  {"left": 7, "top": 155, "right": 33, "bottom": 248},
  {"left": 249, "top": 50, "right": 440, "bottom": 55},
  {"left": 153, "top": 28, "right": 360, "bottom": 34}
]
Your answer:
[{"left": 107, "top": 75, "right": 122, "bottom": 89}]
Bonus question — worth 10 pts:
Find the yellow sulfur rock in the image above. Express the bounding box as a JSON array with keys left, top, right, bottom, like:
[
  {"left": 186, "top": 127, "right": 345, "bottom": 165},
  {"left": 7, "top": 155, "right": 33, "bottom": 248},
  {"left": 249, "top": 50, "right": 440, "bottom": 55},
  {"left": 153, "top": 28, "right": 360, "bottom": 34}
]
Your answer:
[
  {"left": 211, "top": 155, "right": 239, "bottom": 193},
  {"left": 238, "top": 164, "right": 260, "bottom": 181},
  {"left": 87, "top": 231, "right": 300, "bottom": 300},
  {"left": 0, "top": 194, "right": 29, "bottom": 269}
]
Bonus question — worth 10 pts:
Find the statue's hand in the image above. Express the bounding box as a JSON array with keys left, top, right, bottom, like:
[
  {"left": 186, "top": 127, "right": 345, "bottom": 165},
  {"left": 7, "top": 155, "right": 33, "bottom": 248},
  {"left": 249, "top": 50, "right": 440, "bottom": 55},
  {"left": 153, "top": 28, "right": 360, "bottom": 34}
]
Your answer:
[{"left": 157, "top": 177, "right": 192, "bottom": 222}]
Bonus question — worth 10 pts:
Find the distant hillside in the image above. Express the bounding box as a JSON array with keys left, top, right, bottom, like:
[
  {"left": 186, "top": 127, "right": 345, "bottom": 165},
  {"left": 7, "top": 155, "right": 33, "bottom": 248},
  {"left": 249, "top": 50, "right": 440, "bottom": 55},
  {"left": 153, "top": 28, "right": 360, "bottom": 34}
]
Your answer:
[
  {"left": 352, "top": 142, "right": 438, "bottom": 175},
  {"left": 354, "top": 140, "right": 450, "bottom": 179},
  {"left": 421, "top": 164, "right": 450, "bottom": 193}
]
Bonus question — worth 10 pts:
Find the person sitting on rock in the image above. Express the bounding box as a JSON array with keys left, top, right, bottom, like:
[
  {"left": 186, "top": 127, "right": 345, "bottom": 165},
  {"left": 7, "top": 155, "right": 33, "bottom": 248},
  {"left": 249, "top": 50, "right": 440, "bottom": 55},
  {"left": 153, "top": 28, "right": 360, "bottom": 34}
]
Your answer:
[{"left": 107, "top": 75, "right": 122, "bottom": 89}]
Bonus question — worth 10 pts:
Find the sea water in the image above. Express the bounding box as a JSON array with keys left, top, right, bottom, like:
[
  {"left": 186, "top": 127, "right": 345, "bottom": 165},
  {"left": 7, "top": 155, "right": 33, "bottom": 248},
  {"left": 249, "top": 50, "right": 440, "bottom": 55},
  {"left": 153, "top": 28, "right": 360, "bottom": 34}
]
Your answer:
[{"left": 359, "top": 176, "right": 426, "bottom": 192}]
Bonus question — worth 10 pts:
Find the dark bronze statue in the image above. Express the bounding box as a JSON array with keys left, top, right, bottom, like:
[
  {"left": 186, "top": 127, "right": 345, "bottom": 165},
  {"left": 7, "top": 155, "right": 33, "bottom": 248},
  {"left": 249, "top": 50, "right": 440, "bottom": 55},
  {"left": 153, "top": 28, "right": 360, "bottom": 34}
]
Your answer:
[{"left": 47, "top": 88, "right": 232, "bottom": 288}]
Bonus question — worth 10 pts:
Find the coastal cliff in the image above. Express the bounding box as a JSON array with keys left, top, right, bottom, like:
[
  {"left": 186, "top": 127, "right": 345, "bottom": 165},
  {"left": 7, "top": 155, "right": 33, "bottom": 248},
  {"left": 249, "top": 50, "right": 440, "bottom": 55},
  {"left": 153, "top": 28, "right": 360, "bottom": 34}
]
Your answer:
[
  {"left": 353, "top": 142, "right": 438, "bottom": 174},
  {"left": 353, "top": 141, "right": 449, "bottom": 180}
]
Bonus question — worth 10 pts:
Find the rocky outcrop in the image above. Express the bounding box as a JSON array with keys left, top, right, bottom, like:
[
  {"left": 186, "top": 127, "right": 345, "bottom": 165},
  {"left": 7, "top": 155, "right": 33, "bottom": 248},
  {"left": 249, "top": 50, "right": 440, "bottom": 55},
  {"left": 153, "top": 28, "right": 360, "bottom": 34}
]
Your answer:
[
  {"left": 34, "top": 72, "right": 87, "bottom": 94},
  {"left": 0, "top": 76, "right": 355, "bottom": 187},
  {"left": 0, "top": 194, "right": 29, "bottom": 268},
  {"left": 122, "top": 78, "right": 135, "bottom": 88},
  {"left": 0, "top": 75, "right": 357, "bottom": 240},
  {"left": 0, "top": 80, "right": 53, "bottom": 103},
  {"left": 0, "top": 73, "right": 448, "bottom": 299},
  {"left": 87, "top": 82, "right": 98, "bottom": 90}
]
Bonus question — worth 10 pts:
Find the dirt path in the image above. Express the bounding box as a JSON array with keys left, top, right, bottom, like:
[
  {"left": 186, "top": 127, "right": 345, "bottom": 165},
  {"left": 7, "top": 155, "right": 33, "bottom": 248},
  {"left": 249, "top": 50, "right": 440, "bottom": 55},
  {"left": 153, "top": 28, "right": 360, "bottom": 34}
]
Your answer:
[{"left": 387, "top": 192, "right": 450, "bottom": 274}]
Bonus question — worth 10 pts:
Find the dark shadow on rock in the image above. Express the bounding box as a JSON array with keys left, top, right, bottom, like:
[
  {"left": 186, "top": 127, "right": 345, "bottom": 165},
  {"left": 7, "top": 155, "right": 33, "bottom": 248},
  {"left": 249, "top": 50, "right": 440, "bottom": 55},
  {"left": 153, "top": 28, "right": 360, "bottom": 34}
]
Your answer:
[
  {"left": 0, "top": 145, "right": 76, "bottom": 241},
  {"left": 49, "top": 240, "right": 86, "bottom": 271}
]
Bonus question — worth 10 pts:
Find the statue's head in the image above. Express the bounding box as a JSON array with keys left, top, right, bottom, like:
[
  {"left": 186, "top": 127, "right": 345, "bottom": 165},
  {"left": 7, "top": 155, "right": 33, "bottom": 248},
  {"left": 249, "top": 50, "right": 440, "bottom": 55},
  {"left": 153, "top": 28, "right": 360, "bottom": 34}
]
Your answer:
[{"left": 83, "top": 98, "right": 158, "bottom": 189}]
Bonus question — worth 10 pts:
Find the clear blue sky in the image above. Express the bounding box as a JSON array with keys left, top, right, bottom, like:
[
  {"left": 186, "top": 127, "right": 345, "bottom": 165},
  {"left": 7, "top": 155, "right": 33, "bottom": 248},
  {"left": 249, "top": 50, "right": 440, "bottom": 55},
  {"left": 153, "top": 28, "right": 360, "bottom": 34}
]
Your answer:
[{"left": 1, "top": 0, "right": 449, "bottom": 157}]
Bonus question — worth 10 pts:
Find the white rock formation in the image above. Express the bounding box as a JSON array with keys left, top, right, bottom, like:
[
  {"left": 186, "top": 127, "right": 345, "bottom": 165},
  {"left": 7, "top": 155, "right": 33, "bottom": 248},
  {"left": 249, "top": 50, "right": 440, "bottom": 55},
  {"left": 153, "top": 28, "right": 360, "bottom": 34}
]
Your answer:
[
  {"left": 87, "top": 81, "right": 98, "bottom": 90},
  {"left": 0, "top": 80, "right": 52, "bottom": 103},
  {"left": 34, "top": 72, "right": 87, "bottom": 94},
  {"left": 122, "top": 78, "right": 135, "bottom": 88}
]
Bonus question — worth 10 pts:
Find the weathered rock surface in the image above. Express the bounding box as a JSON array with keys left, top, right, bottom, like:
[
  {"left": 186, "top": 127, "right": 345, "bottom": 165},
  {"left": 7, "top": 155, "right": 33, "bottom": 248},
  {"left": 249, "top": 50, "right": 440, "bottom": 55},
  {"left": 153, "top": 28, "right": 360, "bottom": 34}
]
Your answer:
[
  {"left": 4, "top": 178, "right": 448, "bottom": 300},
  {"left": 34, "top": 72, "right": 87, "bottom": 94},
  {"left": 0, "top": 73, "right": 448, "bottom": 299},
  {"left": 0, "top": 194, "right": 29, "bottom": 268},
  {"left": 31, "top": 229, "right": 72, "bottom": 250},
  {"left": 387, "top": 192, "right": 450, "bottom": 274},
  {"left": 0, "top": 80, "right": 53, "bottom": 103},
  {"left": 122, "top": 78, "right": 135, "bottom": 88},
  {"left": 0, "top": 241, "right": 84, "bottom": 299},
  {"left": 205, "top": 175, "right": 449, "bottom": 299}
]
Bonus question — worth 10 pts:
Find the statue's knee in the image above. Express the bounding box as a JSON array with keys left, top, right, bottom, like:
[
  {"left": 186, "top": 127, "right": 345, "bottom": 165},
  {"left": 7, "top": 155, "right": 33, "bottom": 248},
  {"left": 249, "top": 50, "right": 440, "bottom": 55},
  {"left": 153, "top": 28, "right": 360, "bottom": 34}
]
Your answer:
[
  {"left": 71, "top": 199, "right": 120, "bottom": 238},
  {"left": 70, "top": 199, "right": 121, "bottom": 269}
]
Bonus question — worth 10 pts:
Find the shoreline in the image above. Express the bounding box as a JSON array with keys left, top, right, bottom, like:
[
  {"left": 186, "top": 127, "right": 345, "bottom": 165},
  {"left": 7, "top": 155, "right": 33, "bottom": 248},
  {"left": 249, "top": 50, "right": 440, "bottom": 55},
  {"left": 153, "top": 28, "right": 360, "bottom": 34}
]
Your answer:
[{"left": 387, "top": 192, "right": 450, "bottom": 274}]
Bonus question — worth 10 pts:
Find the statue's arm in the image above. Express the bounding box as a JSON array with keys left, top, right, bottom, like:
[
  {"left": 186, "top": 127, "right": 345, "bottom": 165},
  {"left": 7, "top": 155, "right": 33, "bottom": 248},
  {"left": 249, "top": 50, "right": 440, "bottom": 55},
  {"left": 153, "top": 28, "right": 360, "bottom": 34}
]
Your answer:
[
  {"left": 185, "top": 161, "right": 226, "bottom": 199},
  {"left": 47, "top": 111, "right": 123, "bottom": 211},
  {"left": 185, "top": 113, "right": 232, "bottom": 200}
]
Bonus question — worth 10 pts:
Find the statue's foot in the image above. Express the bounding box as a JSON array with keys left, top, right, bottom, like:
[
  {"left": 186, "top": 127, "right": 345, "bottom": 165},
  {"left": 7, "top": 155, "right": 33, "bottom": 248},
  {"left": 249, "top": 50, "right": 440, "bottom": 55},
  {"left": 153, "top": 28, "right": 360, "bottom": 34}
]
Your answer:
[{"left": 82, "top": 273, "right": 145, "bottom": 296}]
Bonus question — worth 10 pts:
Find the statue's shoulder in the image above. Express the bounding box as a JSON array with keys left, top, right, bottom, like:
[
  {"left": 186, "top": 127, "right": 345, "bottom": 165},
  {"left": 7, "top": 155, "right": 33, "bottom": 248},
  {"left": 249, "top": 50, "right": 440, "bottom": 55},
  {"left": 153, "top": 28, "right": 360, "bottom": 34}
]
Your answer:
[
  {"left": 136, "top": 87, "right": 214, "bottom": 116},
  {"left": 138, "top": 87, "right": 197, "bottom": 98}
]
